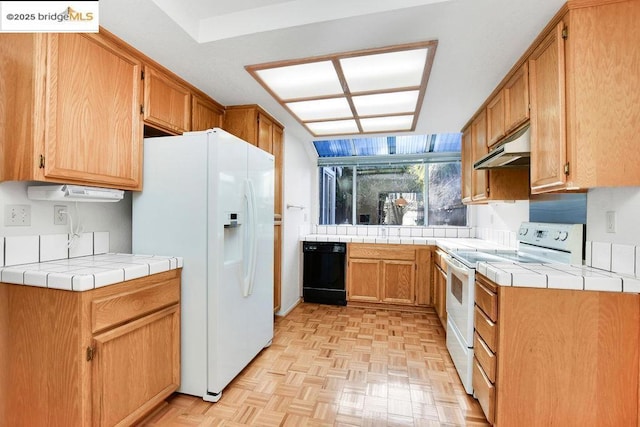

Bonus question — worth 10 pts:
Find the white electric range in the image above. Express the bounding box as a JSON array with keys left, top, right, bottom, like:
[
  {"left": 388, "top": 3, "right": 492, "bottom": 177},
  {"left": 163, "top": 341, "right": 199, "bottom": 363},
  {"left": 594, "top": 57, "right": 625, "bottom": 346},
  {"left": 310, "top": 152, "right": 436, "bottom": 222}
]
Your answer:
[{"left": 444, "top": 222, "right": 584, "bottom": 394}]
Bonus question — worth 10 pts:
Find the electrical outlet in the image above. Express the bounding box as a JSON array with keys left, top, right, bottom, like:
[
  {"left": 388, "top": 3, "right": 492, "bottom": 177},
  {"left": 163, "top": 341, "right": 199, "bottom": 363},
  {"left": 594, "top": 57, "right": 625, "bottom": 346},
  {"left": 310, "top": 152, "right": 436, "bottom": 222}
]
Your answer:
[
  {"left": 606, "top": 211, "right": 616, "bottom": 233},
  {"left": 54, "top": 205, "right": 68, "bottom": 225},
  {"left": 5, "top": 204, "right": 31, "bottom": 226}
]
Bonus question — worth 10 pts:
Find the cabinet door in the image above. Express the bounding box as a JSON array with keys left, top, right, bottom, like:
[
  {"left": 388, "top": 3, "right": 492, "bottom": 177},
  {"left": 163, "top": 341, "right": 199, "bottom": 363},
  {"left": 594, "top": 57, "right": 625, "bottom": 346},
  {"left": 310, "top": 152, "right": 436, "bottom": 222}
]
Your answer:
[
  {"left": 461, "top": 126, "right": 473, "bottom": 204},
  {"left": 435, "top": 266, "right": 447, "bottom": 327},
  {"left": 416, "top": 248, "right": 432, "bottom": 306},
  {"left": 273, "top": 125, "right": 284, "bottom": 216},
  {"left": 348, "top": 259, "right": 381, "bottom": 302},
  {"left": 471, "top": 111, "right": 489, "bottom": 201},
  {"left": 191, "top": 94, "right": 224, "bottom": 131},
  {"left": 143, "top": 65, "right": 191, "bottom": 134},
  {"left": 257, "top": 113, "right": 274, "bottom": 153},
  {"left": 504, "top": 62, "right": 529, "bottom": 133},
  {"left": 273, "top": 223, "right": 282, "bottom": 312},
  {"left": 92, "top": 305, "right": 180, "bottom": 427},
  {"left": 486, "top": 91, "right": 505, "bottom": 147},
  {"left": 44, "top": 33, "right": 143, "bottom": 189},
  {"left": 382, "top": 260, "right": 415, "bottom": 305},
  {"left": 529, "top": 21, "right": 567, "bottom": 193}
]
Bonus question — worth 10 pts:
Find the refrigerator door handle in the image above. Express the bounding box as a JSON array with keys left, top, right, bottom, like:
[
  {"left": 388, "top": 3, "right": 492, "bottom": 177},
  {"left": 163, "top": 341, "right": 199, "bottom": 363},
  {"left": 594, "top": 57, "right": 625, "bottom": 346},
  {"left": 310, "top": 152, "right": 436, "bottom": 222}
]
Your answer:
[{"left": 243, "top": 179, "right": 258, "bottom": 297}]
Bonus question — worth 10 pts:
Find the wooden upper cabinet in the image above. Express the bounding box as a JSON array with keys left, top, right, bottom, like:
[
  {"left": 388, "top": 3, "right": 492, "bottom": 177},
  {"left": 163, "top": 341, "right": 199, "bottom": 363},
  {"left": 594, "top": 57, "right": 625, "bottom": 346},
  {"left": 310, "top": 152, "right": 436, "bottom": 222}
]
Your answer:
[
  {"left": 0, "top": 31, "right": 144, "bottom": 190},
  {"left": 487, "top": 63, "right": 530, "bottom": 149},
  {"left": 529, "top": 21, "right": 568, "bottom": 193},
  {"left": 461, "top": 126, "right": 473, "bottom": 204},
  {"left": 471, "top": 112, "right": 489, "bottom": 202},
  {"left": 143, "top": 65, "right": 191, "bottom": 134},
  {"left": 273, "top": 126, "right": 284, "bottom": 216},
  {"left": 504, "top": 62, "right": 529, "bottom": 133},
  {"left": 461, "top": 115, "right": 529, "bottom": 205},
  {"left": 191, "top": 94, "right": 224, "bottom": 131},
  {"left": 257, "top": 114, "right": 275, "bottom": 153},
  {"left": 223, "top": 105, "right": 284, "bottom": 149},
  {"left": 529, "top": 1, "right": 640, "bottom": 193},
  {"left": 486, "top": 91, "right": 505, "bottom": 147}
]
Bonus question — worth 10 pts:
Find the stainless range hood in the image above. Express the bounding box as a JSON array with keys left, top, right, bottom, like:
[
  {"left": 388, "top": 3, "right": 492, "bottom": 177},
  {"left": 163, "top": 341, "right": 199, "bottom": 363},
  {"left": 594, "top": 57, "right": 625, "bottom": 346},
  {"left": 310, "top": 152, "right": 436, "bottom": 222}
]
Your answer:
[{"left": 474, "top": 125, "right": 530, "bottom": 169}]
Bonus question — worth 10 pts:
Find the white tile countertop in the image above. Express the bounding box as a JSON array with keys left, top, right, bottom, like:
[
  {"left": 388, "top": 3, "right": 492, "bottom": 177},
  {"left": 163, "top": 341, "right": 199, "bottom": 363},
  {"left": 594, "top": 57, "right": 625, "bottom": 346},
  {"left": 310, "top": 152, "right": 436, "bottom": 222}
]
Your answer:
[
  {"left": 303, "top": 235, "right": 640, "bottom": 294},
  {"left": 0, "top": 253, "right": 183, "bottom": 292},
  {"left": 303, "top": 234, "right": 508, "bottom": 250},
  {"left": 477, "top": 261, "right": 640, "bottom": 293}
]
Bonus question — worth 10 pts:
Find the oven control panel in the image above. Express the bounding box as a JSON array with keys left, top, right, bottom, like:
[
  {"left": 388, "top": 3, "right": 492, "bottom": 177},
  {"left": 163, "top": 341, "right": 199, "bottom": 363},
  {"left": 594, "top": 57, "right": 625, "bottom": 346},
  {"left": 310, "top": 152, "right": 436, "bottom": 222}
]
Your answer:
[{"left": 518, "top": 222, "right": 583, "bottom": 253}]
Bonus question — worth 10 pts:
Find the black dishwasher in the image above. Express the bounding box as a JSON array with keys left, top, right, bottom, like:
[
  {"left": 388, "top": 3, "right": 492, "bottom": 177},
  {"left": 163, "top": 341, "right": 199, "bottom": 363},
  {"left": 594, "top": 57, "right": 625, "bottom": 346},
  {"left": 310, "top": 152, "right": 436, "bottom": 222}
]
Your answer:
[{"left": 303, "top": 241, "right": 347, "bottom": 306}]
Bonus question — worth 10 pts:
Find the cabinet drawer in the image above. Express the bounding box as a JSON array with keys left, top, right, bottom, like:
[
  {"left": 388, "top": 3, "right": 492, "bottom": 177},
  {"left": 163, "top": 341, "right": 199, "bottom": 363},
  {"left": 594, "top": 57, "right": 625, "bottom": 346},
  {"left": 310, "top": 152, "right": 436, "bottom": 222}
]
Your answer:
[
  {"left": 474, "top": 332, "right": 496, "bottom": 383},
  {"left": 474, "top": 305, "right": 497, "bottom": 352},
  {"left": 472, "top": 357, "right": 495, "bottom": 424},
  {"left": 434, "top": 250, "right": 448, "bottom": 272},
  {"left": 349, "top": 244, "right": 415, "bottom": 261},
  {"left": 91, "top": 278, "right": 180, "bottom": 333},
  {"left": 475, "top": 281, "right": 497, "bottom": 321}
]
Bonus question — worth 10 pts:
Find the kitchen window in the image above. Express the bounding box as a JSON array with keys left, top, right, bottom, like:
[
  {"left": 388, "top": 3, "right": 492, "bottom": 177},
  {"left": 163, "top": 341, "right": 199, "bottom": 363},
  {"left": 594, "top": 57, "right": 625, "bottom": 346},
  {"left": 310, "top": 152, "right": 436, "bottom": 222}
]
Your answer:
[{"left": 315, "top": 133, "right": 465, "bottom": 226}]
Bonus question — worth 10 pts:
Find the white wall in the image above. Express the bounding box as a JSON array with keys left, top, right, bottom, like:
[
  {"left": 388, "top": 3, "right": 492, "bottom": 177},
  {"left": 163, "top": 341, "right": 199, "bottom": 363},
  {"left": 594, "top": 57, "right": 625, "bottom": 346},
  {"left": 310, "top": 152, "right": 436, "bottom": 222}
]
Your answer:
[
  {"left": 279, "top": 132, "right": 315, "bottom": 316},
  {"left": 473, "top": 201, "right": 529, "bottom": 231},
  {"left": 587, "top": 187, "right": 640, "bottom": 245},
  {"left": 0, "top": 181, "right": 132, "bottom": 253},
  {"left": 471, "top": 201, "right": 529, "bottom": 247},
  {"left": 472, "top": 187, "right": 640, "bottom": 249}
]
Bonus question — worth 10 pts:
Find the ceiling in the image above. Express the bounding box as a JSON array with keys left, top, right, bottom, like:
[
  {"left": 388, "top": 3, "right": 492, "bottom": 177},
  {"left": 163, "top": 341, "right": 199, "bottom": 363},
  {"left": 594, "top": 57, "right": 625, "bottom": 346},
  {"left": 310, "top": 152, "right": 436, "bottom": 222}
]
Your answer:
[{"left": 99, "top": 0, "right": 565, "bottom": 145}]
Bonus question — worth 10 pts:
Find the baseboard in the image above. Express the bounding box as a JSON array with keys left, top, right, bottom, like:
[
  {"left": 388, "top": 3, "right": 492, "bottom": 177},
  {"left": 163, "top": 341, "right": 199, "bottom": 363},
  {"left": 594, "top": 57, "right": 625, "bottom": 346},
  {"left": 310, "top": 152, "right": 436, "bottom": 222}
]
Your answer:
[{"left": 275, "top": 297, "right": 302, "bottom": 317}]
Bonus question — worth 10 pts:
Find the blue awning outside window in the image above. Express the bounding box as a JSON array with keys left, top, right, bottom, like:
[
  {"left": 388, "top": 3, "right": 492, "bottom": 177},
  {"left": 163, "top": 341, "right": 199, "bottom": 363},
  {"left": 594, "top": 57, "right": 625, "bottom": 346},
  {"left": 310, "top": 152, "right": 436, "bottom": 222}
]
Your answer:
[{"left": 313, "top": 133, "right": 461, "bottom": 158}]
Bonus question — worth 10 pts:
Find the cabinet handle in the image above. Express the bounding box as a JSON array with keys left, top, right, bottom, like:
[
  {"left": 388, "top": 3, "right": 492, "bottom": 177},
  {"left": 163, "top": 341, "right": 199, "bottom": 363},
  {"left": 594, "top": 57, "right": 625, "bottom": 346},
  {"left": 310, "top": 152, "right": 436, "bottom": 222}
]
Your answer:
[{"left": 86, "top": 346, "right": 96, "bottom": 361}]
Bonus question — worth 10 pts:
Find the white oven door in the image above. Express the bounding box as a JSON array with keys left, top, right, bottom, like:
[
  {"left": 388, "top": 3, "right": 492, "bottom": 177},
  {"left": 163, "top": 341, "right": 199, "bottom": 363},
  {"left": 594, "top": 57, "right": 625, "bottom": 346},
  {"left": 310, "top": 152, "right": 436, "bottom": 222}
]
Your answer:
[{"left": 444, "top": 256, "right": 475, "bottom": 346}]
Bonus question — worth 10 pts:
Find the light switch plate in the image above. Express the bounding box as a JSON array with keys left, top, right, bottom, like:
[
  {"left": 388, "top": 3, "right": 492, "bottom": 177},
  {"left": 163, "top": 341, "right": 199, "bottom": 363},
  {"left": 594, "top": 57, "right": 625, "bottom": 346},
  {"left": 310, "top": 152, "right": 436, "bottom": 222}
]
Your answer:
[
  {"left": 606, "top": 211, "right": 616, "bottom": 233},
  {"left": 5, "top": 204, "right": 31, "bottom": 226}
]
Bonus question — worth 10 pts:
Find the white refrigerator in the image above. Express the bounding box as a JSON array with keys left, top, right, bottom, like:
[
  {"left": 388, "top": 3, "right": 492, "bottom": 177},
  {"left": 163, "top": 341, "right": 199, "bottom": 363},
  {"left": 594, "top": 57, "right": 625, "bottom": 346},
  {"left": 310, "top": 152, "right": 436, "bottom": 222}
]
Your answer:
[{"left": 132, "top": 128, "right": 274, "bottom": 402}]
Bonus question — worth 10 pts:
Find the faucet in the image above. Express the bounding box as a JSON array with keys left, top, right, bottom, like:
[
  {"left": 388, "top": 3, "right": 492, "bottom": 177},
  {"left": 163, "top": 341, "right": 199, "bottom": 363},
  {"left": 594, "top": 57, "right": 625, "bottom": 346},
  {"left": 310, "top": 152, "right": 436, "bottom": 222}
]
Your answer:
[{"left": 379, "top": 227, "right": 387, "bottom": 238}]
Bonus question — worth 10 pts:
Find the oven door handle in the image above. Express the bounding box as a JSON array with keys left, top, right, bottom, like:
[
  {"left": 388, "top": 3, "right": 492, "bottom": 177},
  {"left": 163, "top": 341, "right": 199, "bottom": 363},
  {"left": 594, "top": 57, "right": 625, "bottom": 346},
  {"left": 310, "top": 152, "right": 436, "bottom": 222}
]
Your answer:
[{"left": 444, "top": 255, "right": 472, "bottom": 276}]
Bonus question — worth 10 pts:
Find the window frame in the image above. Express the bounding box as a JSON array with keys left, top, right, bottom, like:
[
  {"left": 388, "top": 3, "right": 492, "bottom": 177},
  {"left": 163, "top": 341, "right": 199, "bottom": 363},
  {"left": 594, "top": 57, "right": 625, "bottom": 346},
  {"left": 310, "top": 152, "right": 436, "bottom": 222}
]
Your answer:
[{"left": 318, "top": 153, "right": 466, "bottom": 226}]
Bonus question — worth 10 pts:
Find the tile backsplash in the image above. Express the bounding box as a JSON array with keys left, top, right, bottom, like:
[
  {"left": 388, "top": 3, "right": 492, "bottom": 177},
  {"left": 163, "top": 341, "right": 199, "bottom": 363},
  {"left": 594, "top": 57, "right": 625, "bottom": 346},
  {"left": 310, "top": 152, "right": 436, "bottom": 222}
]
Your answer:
[
  {"left": 586, "top": 241, "right": 637, "bottom": 276},
  {"left": 0, "top": 232, "right": 110, "bottom": 267},
  {"left": 309, "top": 225, "right": 525, "bottom": 248},
  {"left": 311, "top": 225, "right": 474, "bottom": 239}
]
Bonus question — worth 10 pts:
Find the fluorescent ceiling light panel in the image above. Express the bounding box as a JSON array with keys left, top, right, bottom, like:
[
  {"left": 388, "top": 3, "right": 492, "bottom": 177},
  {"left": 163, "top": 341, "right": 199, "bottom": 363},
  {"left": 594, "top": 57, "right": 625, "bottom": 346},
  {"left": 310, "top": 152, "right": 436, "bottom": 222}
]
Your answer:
[
  {"left": 306, "top": 120, "right": 359, "bottom": 136},
  {"left": 255, "top": 61, "right": 343, "bottom": 99},
  {"left": 340, "top": 49, "right": 428, "bottom": 92},
  {"left": 286, "top": 98, "right": 352, "bottom": 121},
  {"left": 246, "top": 40, "right": 437, "bottom": 136},
  {"left": 360, "top": 115, "right": 414, "bottom": 133},
  {"left": 353, "top": 91, "right": 419, "bottom": 116}
]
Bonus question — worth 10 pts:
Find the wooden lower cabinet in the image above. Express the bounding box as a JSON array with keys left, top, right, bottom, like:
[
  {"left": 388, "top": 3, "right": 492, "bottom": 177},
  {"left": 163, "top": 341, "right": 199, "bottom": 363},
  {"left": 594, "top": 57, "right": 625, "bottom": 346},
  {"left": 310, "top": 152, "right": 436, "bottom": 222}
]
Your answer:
[
  {"left": 474, "top": 273, "right": 639, "bottom": 426},
  {"left": 3, "top": 269, "right": 181, "bottom": 426},
  {"left": 348, "top": 258, "right": 382, "bottom": 302},
  {"left": 432, "top": 250, "right": 447, "bottom": 328},
  {"left": 273, "top": 223, "right": 282, "bottom": 312},
  {"left": 347, "top": 243, "right": 432, "bottom": 306}
]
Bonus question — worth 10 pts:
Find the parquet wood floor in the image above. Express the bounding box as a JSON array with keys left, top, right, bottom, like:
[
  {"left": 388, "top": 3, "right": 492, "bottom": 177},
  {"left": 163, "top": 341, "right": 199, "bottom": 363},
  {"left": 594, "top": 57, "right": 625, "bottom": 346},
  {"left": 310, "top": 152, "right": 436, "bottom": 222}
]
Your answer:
[{"left": 141, "top": 303, "right": 490, "bottom": 426}]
